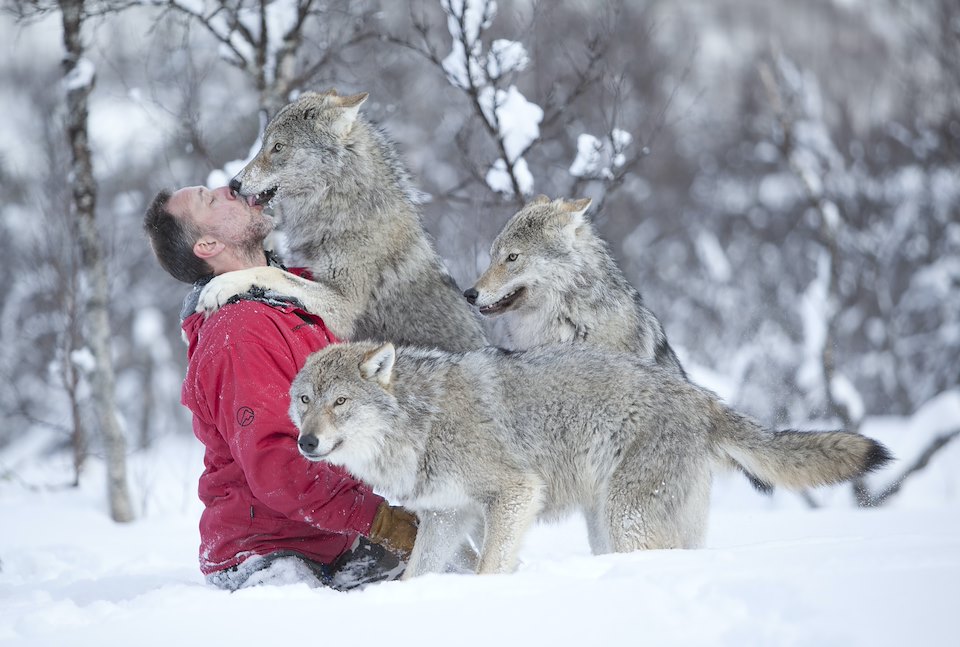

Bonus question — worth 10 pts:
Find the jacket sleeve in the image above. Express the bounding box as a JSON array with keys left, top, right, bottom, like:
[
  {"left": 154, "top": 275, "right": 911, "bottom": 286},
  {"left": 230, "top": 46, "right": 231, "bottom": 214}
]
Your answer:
[{"left": 197, "top": 337, "right": 382, "bottom": 535}]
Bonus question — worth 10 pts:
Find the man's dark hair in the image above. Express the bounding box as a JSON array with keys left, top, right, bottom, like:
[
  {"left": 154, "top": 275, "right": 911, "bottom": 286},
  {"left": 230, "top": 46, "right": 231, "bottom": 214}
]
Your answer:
[{"left": 143, "top": 189, "right": 214, "bottom": 284}]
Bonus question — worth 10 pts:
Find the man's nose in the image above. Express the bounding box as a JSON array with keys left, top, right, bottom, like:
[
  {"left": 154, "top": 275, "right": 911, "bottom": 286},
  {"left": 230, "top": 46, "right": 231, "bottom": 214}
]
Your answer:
[
  {"left": 213, "top": 185, "right": 237, "bottom": 200},
  {"left": 463, "top": 287, "right": 479, "bottom": 304}
]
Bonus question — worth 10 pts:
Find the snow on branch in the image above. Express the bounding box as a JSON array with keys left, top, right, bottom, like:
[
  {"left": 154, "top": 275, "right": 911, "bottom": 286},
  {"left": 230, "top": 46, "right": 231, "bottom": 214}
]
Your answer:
[
  {"left": 164, "top": 0, "right": 303, "bottom": 82},
  {"left": 63, "top": 56, "right": 96, "bottom": 92},
  {"left": 439, "top": 0, "right": 541, "bottom": 199},
  {"left": 569, "top": 128, "right": 633, "bottom": 180}
]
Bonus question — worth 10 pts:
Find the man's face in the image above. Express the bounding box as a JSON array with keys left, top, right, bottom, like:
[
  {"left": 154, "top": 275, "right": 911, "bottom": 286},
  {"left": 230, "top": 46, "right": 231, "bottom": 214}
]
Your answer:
[{"left": 167, "top": 185, "right": 273, "bottom": 248}]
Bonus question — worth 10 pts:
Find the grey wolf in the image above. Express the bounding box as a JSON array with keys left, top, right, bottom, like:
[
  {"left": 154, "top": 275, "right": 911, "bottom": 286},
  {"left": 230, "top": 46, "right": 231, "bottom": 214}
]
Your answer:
[
  {"left": 205, "top": 89, "right": 487, "bottom": 352},
  {"left": 465, "top": 195, "right": 684, "bottom": 375},
  {"left": 462, "top": 195, "right": 773, "bottom": 492},
  {"left": 290, "top": 341, "right": 892, "bottom": 576}
]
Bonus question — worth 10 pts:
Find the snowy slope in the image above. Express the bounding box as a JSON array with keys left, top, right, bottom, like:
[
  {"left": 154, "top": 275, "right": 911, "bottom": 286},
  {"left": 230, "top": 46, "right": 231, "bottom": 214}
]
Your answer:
[{"left": 2, "top": 396, "right": 959, "bottom": 647}]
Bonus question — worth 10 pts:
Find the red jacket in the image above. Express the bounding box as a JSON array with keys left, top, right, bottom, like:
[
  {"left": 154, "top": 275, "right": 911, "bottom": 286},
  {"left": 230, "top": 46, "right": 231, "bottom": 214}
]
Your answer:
[{"left": 181, "top": 283, "right": 382, "bottom": 575}]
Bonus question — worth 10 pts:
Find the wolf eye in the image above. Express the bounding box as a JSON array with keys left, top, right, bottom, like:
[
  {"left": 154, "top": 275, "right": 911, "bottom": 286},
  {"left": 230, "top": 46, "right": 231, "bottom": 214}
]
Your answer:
[
  {"left": 299, "top": 394, "right": 310, "bottom": 404},
  {"left": 334, "top": 396, "right": 347, "bottom": 406},
  {"left": 507, "top": 253, "right": 519, "bottom": 262},
  {"left": 273, "top": 142, "right": 284, "bottom": 153}
]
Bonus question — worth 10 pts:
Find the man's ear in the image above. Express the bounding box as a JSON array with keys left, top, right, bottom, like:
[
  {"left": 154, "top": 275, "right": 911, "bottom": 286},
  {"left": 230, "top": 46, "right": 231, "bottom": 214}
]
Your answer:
[
  {"left": 193, "top": 237, "right": 224, "bottom": 260},
  {"left": 359, "top": 342, "right": 395, "bottom": 387}
]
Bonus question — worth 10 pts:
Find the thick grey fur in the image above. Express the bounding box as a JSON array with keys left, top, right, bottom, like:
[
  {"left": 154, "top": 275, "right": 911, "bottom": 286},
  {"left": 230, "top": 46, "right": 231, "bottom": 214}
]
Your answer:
[
  {"left": 200, "top": 90, "right": 487, "bottom": 352},
  {"left": 469, "top": 196, "right": 684, "bottom": 375},
  {"left": 468, "top": 197, "right": 782, "bottom": 492},
  {"left": 290, "top": 341, "right": 893, "bottom": 576}
]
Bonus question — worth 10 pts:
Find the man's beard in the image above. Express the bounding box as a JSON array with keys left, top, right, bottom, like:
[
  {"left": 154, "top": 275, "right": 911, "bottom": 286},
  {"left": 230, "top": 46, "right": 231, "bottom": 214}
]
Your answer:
[
  {"left": 245, "top": 212, "right": 273, "bottom": 240},
  {"left": 235, "top": 215, "right": 273, "bottom": 265}
]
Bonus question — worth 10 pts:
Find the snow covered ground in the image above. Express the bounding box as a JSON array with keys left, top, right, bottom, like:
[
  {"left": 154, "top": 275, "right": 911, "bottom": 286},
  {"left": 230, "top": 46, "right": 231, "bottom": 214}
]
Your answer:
[{"left": 2, "top": 391, "right": 959, "bottom": 647}]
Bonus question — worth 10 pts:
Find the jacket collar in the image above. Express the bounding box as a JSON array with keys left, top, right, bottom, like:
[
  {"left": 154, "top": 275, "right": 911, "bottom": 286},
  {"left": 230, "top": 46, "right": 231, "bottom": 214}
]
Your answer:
[{"left": 178, "top": 251, "right": 296, "bottom": 323}]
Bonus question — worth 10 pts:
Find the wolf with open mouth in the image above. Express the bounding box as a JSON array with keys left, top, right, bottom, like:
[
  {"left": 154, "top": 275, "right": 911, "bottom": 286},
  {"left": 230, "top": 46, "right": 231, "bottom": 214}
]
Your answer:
[{"left": 199, "top": 89, "right": 488, "bottom": 353}]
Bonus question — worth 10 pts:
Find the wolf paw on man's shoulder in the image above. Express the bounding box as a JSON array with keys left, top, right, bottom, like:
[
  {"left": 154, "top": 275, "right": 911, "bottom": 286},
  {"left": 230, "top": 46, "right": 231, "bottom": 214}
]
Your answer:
[{"left": 195, "top": 266, "right": 289, "bottom": 316}]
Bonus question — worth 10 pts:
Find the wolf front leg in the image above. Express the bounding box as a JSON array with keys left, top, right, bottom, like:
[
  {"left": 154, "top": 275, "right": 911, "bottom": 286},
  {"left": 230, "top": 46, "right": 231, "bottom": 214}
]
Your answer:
[
  {"left": 477, "top": 476, "right": 545, "bottom": 575},
  {"left": 196, "top": 266, "right": 356, "bottom": 338},
  {"left": 403, "top": 508, "right": 479, "bottom": 579}
]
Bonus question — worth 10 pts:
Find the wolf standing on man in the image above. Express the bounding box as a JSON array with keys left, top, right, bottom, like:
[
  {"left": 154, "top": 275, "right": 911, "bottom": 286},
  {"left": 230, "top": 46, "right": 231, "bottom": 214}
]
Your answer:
[
  {"left": 143, "top": 184, "right": 417, "bottom": 590},
  {"left": 198, "top": 89, "right": 487, "bottom": 352}
]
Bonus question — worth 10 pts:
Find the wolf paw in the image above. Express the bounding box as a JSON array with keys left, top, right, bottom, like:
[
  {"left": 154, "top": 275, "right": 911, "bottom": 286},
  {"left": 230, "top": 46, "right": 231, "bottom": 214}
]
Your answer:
[{"left": 196, "top": 268, "right": 274, "bottom": 316}]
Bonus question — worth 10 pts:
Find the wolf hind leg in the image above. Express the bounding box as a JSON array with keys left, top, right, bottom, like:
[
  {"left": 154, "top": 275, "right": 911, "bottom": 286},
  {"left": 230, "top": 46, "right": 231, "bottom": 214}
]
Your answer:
[
  {"left": 403, "top": 507, "right": 478, "bottom": 579},
  {"left": 604, "top": 449, "right": 712, "bottom": 552},
  {"left": 477, "top": 476, "right": 545, "bottom": 574},
  {"left": 583, "top": 505, "right": 613, "bottom": 555}
]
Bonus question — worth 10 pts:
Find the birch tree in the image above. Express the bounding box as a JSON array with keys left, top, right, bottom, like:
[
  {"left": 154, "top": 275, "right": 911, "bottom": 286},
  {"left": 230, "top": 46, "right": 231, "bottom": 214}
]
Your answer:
[
  {"left": 60, "top": 0, "right": 134, "bottom": 522},
  {"left": 160, "top": 0, "right": 379, "bottom": 121}
]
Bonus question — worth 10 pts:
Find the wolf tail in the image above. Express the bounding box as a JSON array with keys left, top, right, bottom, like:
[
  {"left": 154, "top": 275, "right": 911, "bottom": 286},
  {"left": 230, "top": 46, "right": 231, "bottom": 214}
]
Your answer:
[{"left": 709, "top": 400, "right": 892, "bottom": 490}]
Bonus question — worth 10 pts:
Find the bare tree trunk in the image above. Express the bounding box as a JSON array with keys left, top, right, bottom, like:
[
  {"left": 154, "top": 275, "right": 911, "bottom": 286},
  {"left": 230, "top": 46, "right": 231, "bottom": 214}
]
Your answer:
[
  {"left": 60, "top": 0, "right": 133, "bottom": 522},
  {"left": 63, "top": 282, "right": 87, "bottom": 487},
  {"left": 139, "top": 353, "right": 155, "bottom": 450}
]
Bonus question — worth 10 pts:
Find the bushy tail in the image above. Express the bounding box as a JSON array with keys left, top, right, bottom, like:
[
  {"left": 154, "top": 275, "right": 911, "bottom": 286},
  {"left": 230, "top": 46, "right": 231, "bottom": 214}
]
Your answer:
[{"left": 709, "top": 401, "right": 893, "bottom": 490}]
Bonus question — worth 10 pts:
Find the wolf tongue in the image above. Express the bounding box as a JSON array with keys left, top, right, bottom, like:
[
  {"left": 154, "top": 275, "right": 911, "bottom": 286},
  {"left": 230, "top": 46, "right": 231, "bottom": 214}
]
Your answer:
[{"left": 246, "top": 195, "right": 257, "bottom": 207}]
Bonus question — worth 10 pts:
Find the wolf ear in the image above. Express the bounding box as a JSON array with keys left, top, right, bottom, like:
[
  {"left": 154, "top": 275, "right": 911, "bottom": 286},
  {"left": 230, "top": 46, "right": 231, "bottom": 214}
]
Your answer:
[
  {"left": 529, "top": 194, "right": 551, "bottom": 206},
  {"left": 298, "top": 92, "right": 329, "bottom": 121},
  {"left": 553, "top": 197, "right": 592, "bottom": 241},
  {"left": 560, "top": 197, "right": 592, "bottom": 219},
  {"left": 330, "top": 92, "right": 368, "bottom": 137},
  {"left": 360, "top": 342, "right": 395, "bottom": 387}
]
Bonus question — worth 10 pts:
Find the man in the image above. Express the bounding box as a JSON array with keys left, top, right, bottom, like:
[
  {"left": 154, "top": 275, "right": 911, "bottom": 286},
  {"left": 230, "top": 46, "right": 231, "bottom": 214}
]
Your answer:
[{"left": 143, "top": 185, "right": 417, "bottom": 591}]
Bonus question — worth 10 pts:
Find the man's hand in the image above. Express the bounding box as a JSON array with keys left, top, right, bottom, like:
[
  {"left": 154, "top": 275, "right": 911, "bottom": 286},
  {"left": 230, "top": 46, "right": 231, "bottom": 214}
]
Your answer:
[{"left": 368, "top": 503, "right": 418, "bottom": 560}]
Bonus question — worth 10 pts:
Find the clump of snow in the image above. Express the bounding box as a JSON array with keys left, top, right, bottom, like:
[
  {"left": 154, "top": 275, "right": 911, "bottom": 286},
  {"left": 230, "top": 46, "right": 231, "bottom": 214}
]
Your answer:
[
  {"left": 440, "top": 0, "right": 542, "bottom": 196},
  {"left": 486, "top": 39, "right": 529, "bottom": 78},
  {"left": 478, "top": 86, "right": 540, "bottom": 160},
  {"left": 569, "top": 134, "right": 603, "bottom": 178},
  {"left": 441, "top": 0, "right": 496, "bottom": 89},
  {"left": 569, "top": 129, "right": 634, "bottom": 180},
  {"left": 63, "top": 57, "right": 95, "bottom": 92},
  {"left": 70, "top": 347, "right": 96, "bottom": 374}
]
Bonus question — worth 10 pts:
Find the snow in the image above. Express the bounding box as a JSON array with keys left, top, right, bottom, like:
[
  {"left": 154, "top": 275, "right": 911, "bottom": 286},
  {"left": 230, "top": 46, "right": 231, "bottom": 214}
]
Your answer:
[
  {"left": 441, "top": 0, "right": 495, "bottom": 89},
  {"left": 569, "top": 129, "right": 634, "bottom": 180},
  {"left": 695, "top": 229, "right": 733, "bottom": 283},
  {"left": 69, "top": 347, "right": 96, "bottom": 374},
  {"left": 569, "top": 133, "right": 603, "bottom": 178},
  {"left": 478, "top": 85, "right": 541, "bottom": 195},
  {"left": 87, "top": 95, "right": 176, "bottom": 172},
  {"left": 2, "top": 398, "right": 958, "bottom": 647},
  {"left": 486, "top": 39, "right": 529, "bottom": 79},
  {"left": 796, "top": 250, "right": 831, "bottom": 395},
  {"left": 440, "top": 0, "right": 542, "bottom": 196},
  {"left": 485, "top": 156, "right": 533, "bottom": 196},
  {"left": 63, "top": 57, "right": 95, "bottom": 92},
  {"left": 478, "top": 85, "right": 542, "bottom": 161}
]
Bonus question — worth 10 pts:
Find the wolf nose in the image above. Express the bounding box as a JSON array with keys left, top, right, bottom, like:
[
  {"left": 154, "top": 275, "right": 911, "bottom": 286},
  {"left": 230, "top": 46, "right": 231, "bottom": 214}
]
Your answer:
[
  {"left": 298, "top": 434, "right": 319, "bottom": 454},
  {"left": 463, "top": 287, "right": 478, "bottom": 304},
  {"left": 229, "top": 178, "right": 242, "bottom": 193}
]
